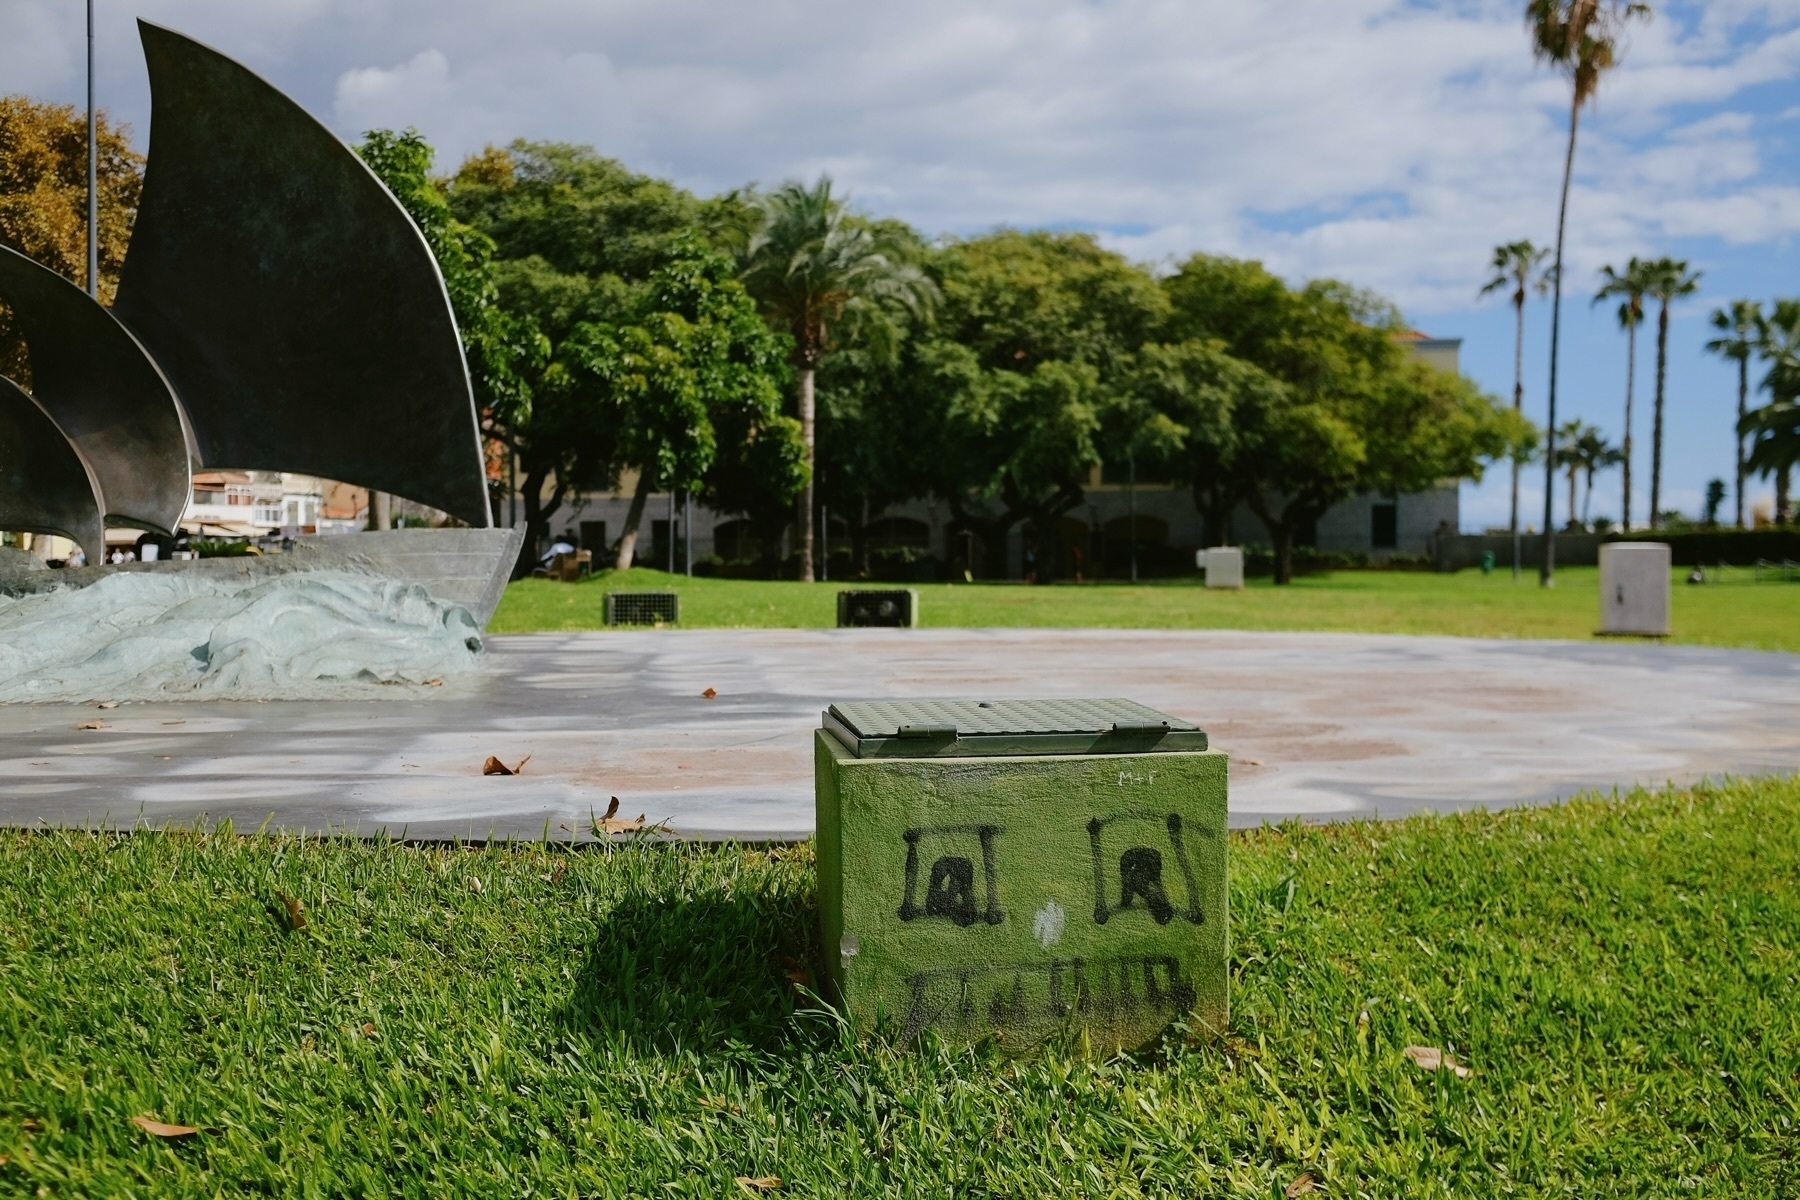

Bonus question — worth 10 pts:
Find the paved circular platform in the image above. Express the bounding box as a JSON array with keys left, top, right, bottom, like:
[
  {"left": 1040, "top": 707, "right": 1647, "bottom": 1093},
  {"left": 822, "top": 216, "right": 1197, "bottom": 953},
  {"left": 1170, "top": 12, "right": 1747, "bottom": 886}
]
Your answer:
[{"left": 1, "top": 629, "right": 1795, "bottom": 840}]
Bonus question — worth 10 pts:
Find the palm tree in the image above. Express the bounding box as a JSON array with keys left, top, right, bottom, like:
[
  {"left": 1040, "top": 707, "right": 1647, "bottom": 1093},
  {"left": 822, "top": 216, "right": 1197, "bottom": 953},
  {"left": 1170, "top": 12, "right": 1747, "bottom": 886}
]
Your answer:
[
  {"left": 737, "top": 177, "right": 935, "bottom": 581},
  {"left": 1704, "top": 299, "right": 1762, "bottom": 528},
  {"left": 1640, "top": 256, "right": 1702, "bottom": 528},
  {"left": 1577, "top": 425, "right": 1623, "bottom": 525},
  {"left": 1593, "top": 257, "right": 1650, "bottom": 530},
  {"left": 1481, "top": 239, "right": 1551, "bottom": 575},
  {"left": 1552, "top": 419, "right": 1612, "bottom": 529},
  {"left": 1749, "top": 299, "right": 1800, "bottom": 525},
  {"left": 1527, "top": 0, "right": 1650, "bottom": 584}
]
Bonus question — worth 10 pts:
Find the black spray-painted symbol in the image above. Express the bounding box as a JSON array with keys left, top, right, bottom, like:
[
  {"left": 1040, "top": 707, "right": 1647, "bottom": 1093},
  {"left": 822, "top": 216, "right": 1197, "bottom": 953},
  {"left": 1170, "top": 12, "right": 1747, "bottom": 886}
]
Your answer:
[
  {"left": 899, "top": 954, "right": 1196, "bottom": 1040},
  {"left": 898, "top": 824, "right": 1003, "bottom": 927},
  {"left": 1087, "top": 812, "right": 1204, "bottom": 926}
]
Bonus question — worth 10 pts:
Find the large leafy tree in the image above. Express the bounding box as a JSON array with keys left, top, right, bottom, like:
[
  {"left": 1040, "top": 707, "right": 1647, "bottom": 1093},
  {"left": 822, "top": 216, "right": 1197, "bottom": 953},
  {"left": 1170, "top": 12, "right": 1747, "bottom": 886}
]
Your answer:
[
  {"left": 0, "top": 96, "right": 142, "bottom": 383},
  {"left": 1164, "top": 254, "right": 1527, "bottom": 584},
  {"left": 447, "top": 142, "right": 702, "bottom": 561},
  {"left": 1527, "top": 0, "right": 1650, "bottom": 581},
  {"left": 1704, "top": 299, "right": 1763, "bottom": 528},
  {"left": 1593, "top": 257, "right": 1651, "bottom": 530},
  {"left": 736, "top": 177, "right": 935, "bottom": 581},
  {"left": 1480, "top": 239, "right": 1551, "bottom": 553},
  {"left": 1120, "top": 338, "right": 1269, "bottom": 548},
  {"left": 1639, "top": 256, "right": 1702, "bottom": 528},
  {"left": 922, "top": 230, "right": 1168, "bottom": 580},
  {"left": 553, "top": 236, "right": 791, "bottom": 569}
]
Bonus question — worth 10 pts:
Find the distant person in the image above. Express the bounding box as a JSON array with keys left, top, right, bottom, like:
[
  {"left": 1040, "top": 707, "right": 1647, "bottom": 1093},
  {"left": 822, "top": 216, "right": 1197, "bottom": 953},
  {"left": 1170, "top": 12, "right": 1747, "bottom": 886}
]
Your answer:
[
  {"left": 538, "top": 534, "right": 575, "bottom": 569},
  {"left": 66, "top": 546, "right": 86, "bottom": 568}
]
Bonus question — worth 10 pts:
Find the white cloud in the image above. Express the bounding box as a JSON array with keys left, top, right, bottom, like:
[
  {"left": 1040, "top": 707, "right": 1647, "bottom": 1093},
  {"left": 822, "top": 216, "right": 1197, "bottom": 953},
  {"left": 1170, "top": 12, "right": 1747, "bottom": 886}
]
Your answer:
[
  {"left": 13, "top": 1, "right": 1790, "bottom": 319},
  {"left": 334, "top": 48, "right": 450, "bottom": 125}
]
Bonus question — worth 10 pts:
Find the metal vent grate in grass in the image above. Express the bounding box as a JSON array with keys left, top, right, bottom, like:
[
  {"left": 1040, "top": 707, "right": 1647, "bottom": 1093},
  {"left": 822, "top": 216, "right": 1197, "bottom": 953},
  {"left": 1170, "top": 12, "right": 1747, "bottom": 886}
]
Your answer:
[
  {"left": 837, "top": 588, "right": 918, "bottom": 628},
  {"left": 604, "top": 591, "right": 679, "bottom": 626}
]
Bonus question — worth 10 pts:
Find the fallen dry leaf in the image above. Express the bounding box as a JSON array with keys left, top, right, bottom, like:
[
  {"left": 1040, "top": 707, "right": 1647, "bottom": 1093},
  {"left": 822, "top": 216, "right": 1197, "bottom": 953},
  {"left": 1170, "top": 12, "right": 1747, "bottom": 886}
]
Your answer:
[
  {"left": 20, "top": 1119, "right": 41, "bottom": 1131},
  {"left": 1403, "top": 1045, "right": 1471, "bottom": 1078},
  {"left": 360, "top": 1022, "right": 377, "bottom": 1037},
  {"left": 426, "top": 678, "right": 444, "bottom": 687},
  {"left": 702, "top": 687, "right": 718, "bottom": 699},
  {"left": 76, "top": 721, "right": 106, "bottom": 731},
  {"left": 96, "top": 700, "right": 119, "bottom": 709},
  {"left": 595, "top": 795, "right": 646, "bottom": 835},
  {"left": 280, "top": 894, "right": 307, "bottom": 931},
  {"left": 0, "top": 1153, "right": 7, "bottom": 1165},
  {"left": 131, "top": 1114, "right": 198, "bottom": 1138},
  {"left": 1284, "top": 1171, "right": 1317, "bottom": 1197},
  {"left": 735, "top": 1177, "right": 780, "bottom": 1193},
  {"left": 481, "top": 754, "right": 531, "bottom": 776}
]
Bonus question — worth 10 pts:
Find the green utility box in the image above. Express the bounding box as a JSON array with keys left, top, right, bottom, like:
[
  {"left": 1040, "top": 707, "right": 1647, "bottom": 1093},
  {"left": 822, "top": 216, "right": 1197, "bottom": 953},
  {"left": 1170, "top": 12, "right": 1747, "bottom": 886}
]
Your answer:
[{"left": 815, "top": 698, "right": 1228, "bottom": 1054}]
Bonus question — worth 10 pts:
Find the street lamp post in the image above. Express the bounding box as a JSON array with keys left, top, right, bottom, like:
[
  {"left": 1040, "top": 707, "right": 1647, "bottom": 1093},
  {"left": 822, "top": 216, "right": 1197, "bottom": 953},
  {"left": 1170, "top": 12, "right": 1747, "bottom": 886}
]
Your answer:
[{"left": 86, "top": 0, "right": 98, "bottom": 298}]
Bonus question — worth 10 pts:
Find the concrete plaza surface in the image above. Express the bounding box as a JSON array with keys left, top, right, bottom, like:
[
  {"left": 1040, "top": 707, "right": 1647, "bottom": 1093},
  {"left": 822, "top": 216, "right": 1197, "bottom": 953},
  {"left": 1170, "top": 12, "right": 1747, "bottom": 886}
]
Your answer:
[{"left": 1, "top": 628, "right": 1796, "bottom": 841}]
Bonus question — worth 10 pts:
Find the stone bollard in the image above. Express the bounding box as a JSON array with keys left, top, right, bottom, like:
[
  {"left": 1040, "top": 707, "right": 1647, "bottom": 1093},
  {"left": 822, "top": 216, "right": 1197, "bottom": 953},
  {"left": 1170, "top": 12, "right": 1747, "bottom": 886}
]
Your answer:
[
  {"left": 1202, "top": 546, "right": 1244, "bottom": 589},
  {"left": 1598, "top": 542, "right": 1671, "bottom": 637},
  {"left": 815, "top": 698, "right": 1228, "bottom": 1054}
]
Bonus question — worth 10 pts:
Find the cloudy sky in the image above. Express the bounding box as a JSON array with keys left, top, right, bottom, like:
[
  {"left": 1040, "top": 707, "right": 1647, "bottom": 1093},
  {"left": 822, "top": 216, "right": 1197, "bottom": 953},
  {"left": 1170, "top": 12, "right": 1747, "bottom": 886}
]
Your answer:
[{"left": 7, "top": 0, "right": 1800, "bottom": 528}]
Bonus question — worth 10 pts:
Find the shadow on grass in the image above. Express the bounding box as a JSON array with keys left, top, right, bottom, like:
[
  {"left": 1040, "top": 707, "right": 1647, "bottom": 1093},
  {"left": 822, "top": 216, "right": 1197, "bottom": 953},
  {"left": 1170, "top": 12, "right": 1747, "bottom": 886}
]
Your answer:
[{"left": 559, "top": 880, "right": 820, "bottom": 1055}]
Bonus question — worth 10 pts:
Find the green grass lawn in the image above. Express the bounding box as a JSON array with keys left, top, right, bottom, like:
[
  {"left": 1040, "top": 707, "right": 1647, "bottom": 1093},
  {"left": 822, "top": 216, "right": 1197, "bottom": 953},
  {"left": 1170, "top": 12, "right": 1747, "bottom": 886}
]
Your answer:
[
  {"left": 491, "top": 565, "right": 1800, "bottom": 653},
  {"left": 4, "top": 777, "right": 1797, "bottom": 1196}
]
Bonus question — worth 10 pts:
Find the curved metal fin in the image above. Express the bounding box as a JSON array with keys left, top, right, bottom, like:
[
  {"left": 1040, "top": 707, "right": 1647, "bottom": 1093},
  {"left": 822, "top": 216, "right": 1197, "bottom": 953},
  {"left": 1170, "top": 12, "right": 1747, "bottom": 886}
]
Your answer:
[
  {"left": 0, "top": 375, "right": 105, "bottom": 563},
  {"left": 0, "top": 244, "right": 191, "bottom": 535},
  {"left": 113, "top": 20, "right": 491, "bottom": 528}
]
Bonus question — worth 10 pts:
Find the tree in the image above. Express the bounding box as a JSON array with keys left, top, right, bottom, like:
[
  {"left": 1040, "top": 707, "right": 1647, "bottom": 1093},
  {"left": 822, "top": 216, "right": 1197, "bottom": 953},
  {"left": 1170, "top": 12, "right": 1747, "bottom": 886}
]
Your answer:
[
  {"left": 1702, "top": 478, "right": 1726, "bottom": 526},
  {"left": 1527, "top": 0, "right": 1651, "bottom": 583},
  {"left": 1552, "top": 419, "right": 1617, "bottom": 527},
  {"left": 1163, "top": 254, "right": 1528, "bottom": 583},
  {"left": 1593, "top": 257, "right": 1651, "bottom": 530},
  {"left": 736, "top": 177, "right": 935, "bottom": 581},
  {"left": 1121, "top": 338, "right": 1260, "bottom": 549},
  {"left": 1639, "top": 256, "right": 1702, "bottom": 528},
  {"left": 921, "top": 230, "right": 1168, "bottom": 580},
  {"left": 552, "top": 236, "right": 789, "bottom": 569},
  {"left": 1704, "top": 299, "right": 1762, "bottom": 528},
  {"left": 1748, "top": 299, "right": 1800, "bottom": 525},
  {"left": 1480, "top": 239, "right": 1550, "bottom": 559},
  {"left": 0, "top": 96, "right": 142, "bottom": 382},
  {"left": 447, "top": 142, "right": 706, "bottom": 563}
]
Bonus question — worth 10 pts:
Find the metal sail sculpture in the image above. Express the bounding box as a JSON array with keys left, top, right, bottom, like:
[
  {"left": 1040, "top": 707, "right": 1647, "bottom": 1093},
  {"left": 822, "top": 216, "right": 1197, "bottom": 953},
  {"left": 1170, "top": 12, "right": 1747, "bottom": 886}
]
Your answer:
[
  {"left": 0, "top": 19, "right": 517, "bottom": 623},
  {"left": 0, "top": 244, "right": 190, "bottom": 537},
  {"left": 111, "top": 20, "right": 492, "bottom": 529},
  {"left": 0, "top": 376, "right": 105, "bottom": 561}
]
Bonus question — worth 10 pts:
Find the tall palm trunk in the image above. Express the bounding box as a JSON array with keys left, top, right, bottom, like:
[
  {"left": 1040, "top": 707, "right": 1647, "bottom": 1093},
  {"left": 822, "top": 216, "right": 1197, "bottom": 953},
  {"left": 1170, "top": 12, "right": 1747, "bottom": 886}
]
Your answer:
[
  {"left": 1566, "top": 462, "right": 1578, "bottom": 531},
  {"left": 1621, "top": 322, "right": 1635, "bottom": 531},
  {"left": 1650, "top": 300, "right": 1669, "bottom": 529},
  {"left": 613, "top": 469, "right": 654, "bottom": 571},
  {"left": 1541, "top": 95, "right": 1579, "bottom": 586},
  {"left": 1734, "top": 356, "right": 1747, "bottom": 528},
  {"left": 797, "top": 366, "right": 816, "bottom": 582},
  {"left": 1509, "top": 288, "right": 1525, "bottom": 579}
]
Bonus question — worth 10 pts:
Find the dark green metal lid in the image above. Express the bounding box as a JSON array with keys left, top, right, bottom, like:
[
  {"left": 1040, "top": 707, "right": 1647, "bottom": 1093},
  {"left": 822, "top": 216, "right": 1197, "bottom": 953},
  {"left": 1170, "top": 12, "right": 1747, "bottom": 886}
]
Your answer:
[{"left": 823, "top": 698, "right": 1207, "bottom": 759}]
